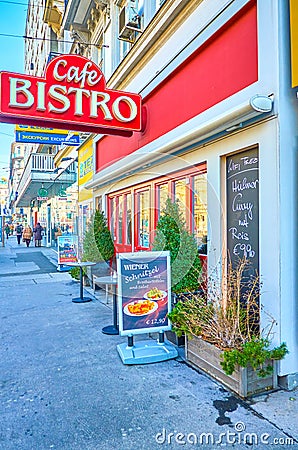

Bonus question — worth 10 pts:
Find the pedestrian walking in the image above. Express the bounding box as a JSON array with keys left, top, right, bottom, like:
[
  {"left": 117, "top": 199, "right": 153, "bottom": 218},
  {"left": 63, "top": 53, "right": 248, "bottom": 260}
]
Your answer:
[
  {"left": 5, "top": 224, "right": 10, "bottom": 240},
  {"left": 15, "top": 222, "right": 23, "bottom": 245},
  {"left": 33, "top": 222, "right": 43, "bottom": 247},
  {"left": 22, "top": 224, "right": 33, "bottom": 247}
]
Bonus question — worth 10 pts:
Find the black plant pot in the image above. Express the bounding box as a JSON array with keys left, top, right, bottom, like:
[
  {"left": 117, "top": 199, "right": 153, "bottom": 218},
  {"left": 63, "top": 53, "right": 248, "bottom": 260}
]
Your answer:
[
  {"left": 166, "top": 330, "right": 185, "bottom": 347},
  {"left": 166, "top": 293, "right": 185, "bottom": 346}
]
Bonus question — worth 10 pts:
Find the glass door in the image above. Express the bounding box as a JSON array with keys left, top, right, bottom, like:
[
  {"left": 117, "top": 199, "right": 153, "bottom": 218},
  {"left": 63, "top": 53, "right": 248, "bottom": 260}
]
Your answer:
[{"left": 108, "top": 192, "right": 133, "bottom": 253}]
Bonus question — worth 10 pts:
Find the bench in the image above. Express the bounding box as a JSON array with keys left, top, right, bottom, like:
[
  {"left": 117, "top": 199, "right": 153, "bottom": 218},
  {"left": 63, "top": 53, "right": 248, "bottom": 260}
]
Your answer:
[{"left": 92, "top": 275, "right": 115, "bottom": 303}]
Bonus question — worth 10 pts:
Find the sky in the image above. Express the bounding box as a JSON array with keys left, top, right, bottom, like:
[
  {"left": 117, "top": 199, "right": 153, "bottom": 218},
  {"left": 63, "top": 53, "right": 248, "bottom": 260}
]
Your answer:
[{"left": 0, "top": 0, "right": 28, "bottom": 179}]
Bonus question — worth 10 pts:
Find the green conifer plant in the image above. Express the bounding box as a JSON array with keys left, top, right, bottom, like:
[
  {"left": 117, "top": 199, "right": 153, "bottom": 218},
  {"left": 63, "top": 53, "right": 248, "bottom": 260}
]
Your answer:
[
  {"left": 82, "top": 210, "right": 114, "bottom": 262},
  {"left": 152, "top": 198, "right": 201, "bottom": 294},
  {"left": 93, "top": 210, "right": 115, "bottom": 261}
]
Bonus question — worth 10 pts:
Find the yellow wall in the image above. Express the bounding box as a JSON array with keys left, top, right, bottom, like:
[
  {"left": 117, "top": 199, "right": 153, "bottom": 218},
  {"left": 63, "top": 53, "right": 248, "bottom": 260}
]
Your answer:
[
  {"left": 78, "top": 140, "right": 93, "bottom": 202},
  {"left": 290, "top": 0, "right": 298, "bottom": 88}
]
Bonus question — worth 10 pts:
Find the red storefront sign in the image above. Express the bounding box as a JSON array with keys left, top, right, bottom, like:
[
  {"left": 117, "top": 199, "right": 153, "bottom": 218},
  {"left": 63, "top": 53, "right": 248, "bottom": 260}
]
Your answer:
[{"left": 0, "top": 54, "right": 142, "bottom": 137}]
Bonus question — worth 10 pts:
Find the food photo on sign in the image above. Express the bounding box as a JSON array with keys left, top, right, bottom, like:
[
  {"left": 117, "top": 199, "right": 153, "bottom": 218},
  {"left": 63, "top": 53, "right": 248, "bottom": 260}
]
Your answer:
[{"left": 117, "top": 251, "right": 171, "bottom": 336}]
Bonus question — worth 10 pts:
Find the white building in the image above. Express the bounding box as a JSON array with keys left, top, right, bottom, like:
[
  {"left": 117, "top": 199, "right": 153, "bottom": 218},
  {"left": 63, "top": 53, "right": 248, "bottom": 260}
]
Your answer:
[{"left": 19, "top": 0, "right": 298, "bottom": 388}]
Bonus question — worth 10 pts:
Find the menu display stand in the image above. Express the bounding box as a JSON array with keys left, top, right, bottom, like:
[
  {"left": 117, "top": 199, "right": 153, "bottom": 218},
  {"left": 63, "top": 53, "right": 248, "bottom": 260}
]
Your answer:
[
  {"left": 117, "top": 332, "right": 178, "bottom": 365},
  {"left": 116, "top": 251, "right": 178, "bottom": 365}
]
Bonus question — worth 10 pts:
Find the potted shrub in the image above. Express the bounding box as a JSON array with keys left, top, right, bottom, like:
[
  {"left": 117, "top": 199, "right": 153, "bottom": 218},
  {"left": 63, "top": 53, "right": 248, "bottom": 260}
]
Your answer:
[
  {"left": 152, "top": 198, "right": 202, "bottom": 345},
  {"left": 168, "top": 259, "right": 288, "bottom": 397},
  {"left": 82, "top": 210, "right": 115, "bottom": 283},
  {"left": 69, "top": 266, "right": 89, "bottom": 285}
]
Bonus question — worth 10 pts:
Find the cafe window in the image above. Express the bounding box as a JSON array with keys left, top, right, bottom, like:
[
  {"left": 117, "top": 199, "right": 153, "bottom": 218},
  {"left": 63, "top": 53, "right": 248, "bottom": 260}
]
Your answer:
[
  {"left": 110, "top": 197, "right": 115, "bottom": 239},
  {"left": 192, "top": 173, "right": 208, "bottom": 251},
  {"left": 95, "top": 195, "right": 102, "bottom": 211},
  {"left": 136, "top": 188, "right": 150, "bottom": 249},
  {"left": 173, "top": 178, "right": 188, "bottom": 222},
  {"left": 125, "top": 193, "right": 132, "bottom": 245},
  {"left": 109, "top": 191, "right": 133, "bottom": 251},
  {"left": 118, "top": 195, "right": 124, "bottom": 244},
  {"left": 156, "top": 183, "right": 169, "bottom": 217},
  {"left": 107, "top": 162, "right": 207, "bottom": 253}
]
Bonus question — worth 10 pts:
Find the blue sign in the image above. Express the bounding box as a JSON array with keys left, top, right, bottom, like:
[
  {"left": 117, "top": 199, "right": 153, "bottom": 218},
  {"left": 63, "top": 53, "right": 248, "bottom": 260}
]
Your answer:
[
  {"left": 0, "top": 216, "right": 3, "bottom": 243},
  {"left": 15, "top": 131, "right": 80, "bottom": 146}
]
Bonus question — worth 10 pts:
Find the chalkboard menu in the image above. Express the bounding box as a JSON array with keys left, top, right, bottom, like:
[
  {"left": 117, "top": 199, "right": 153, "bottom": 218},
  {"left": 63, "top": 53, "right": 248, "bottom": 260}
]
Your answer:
[{"left": 226, "top": 148, "right": 259, "bottom": 275}]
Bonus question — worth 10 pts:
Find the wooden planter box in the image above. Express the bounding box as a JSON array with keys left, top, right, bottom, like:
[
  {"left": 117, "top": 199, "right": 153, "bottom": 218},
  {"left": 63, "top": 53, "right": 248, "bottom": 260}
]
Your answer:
[{"left": 186, "top": 336, "right": 278, "bottom": 398}]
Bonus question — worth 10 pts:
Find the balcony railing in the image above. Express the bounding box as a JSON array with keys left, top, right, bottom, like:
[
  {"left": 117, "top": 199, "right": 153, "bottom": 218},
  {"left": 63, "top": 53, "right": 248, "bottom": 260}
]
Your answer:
[
  {"left": 16, "top": 152, "right": 77, "bottom": 207},
  {"left": 18, "top": 153, "right": 54, "bottom": 195}
]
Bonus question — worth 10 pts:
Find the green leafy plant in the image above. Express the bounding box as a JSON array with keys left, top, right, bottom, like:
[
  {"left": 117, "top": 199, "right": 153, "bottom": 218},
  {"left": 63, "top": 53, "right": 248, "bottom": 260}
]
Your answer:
[
  {"left": 167, "top": 296, "right": 212, "bottom": 338},
  {"left": 221, "top": 338, "right": 288, "bottom": 378},
  {"left": 152, "top": 198, "right": 201, "bottom": 294},
  {"left": 69, "top": 266, "right": 86, "bottom": 280},
  {"left": 167, "top": 258, "right": 289, "bottom": 377}
]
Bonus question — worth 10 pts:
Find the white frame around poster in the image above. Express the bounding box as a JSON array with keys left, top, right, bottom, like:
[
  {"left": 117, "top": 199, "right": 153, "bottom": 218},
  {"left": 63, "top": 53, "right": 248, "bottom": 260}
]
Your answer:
[
  {"left": 117, "top": 251, "right": 172, "bottom": 337},
  {"left": 57, "top": 235, "right": 78, "bottom": 265}
]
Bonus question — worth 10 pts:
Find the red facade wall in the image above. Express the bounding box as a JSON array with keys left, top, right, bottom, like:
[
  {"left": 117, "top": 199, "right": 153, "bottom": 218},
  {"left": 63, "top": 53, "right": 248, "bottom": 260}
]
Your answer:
[{"left": 96, "top": 0, "right": 258, "bottom": 172}]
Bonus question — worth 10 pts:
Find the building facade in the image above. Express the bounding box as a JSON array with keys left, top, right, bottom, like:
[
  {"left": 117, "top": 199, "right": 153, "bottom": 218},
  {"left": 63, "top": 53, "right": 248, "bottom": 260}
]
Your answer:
[
  {"left": 83, "top": 0, "right": 297, "bottom": 387},
  {"left": 18, "top": 0, "right": 298, "bottom": 387}
]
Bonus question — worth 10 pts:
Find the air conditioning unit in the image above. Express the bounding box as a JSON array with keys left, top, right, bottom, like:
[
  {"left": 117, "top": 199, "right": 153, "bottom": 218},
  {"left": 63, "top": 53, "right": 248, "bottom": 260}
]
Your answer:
[{"left": 119, "top": 0, "right": 142, "bottom": 42}]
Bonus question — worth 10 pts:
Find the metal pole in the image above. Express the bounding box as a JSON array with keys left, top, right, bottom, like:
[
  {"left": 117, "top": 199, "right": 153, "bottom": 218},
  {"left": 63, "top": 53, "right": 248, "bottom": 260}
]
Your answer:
[
  {"left": 127, "top": 335, "right": 134, "bottom": 347},
  {"left": 80, "top": 266, "right": 83, "bottom": 300},
  {"left": 113, "top": 283, "right": 118, "bottom": 331},
  {"left": 158, "top": 331, "right": 165, "bottom": 344}
]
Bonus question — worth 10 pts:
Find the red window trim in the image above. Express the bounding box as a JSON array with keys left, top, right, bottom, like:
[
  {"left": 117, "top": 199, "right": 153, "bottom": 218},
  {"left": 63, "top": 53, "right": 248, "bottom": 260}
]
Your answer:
[{"left": 107, "top": 163, "right": 207, "bottom": 251}]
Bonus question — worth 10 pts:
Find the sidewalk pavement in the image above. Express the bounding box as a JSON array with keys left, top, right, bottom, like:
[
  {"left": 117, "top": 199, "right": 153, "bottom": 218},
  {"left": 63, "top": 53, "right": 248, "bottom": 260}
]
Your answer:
[{"left": 0, "top": 237, "right": 297, "bottom": 449}]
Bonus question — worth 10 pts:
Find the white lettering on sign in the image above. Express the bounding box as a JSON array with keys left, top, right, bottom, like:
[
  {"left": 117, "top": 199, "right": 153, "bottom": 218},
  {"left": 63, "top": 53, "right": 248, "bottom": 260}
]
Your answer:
[
  {"left": 48, "top": 85, "right": 70, "bottom": 113},
  {"left": 226, "top": 149, "right": 259, "bottom": 271},
  {"left": 9, "top": 78, "right": 34, "bottom": 108},
  {"left": 68, "top": 87, "right": 90, "bottom": 116},
  {"left": 52, "top": 59, "right": 102, "bottom": 88},
  {"left": 123, "top": 263, "right": 149, "bottom": 270},
  {"left": 90, "top": 92, "right": 112, "bottom": 120},
  {"left": 232, "top": 192, "right": 254, "bottom": 220},
  {"left": 37, "top": 82, "right": 46, "bottom": 111},
  {"left": 8, "top": 78, "right": 138, "bottom": 123},
  {"left": 113, "top": 96, "right": 138, "bottom": 123}
]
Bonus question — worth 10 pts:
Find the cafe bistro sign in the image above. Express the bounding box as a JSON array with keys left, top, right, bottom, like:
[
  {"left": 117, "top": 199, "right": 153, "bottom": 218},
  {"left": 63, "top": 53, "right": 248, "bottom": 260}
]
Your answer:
[{"left": 0, "top": 54, "right": 142, "bottom": 137}]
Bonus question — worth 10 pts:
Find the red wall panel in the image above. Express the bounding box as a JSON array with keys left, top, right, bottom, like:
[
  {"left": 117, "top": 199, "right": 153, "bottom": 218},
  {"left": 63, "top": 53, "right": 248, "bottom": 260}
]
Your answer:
[{"left": 96, "top": 0, "right": 257, "bottom": 172}]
